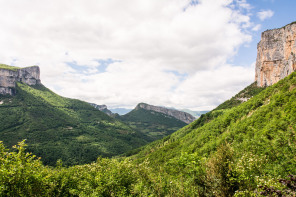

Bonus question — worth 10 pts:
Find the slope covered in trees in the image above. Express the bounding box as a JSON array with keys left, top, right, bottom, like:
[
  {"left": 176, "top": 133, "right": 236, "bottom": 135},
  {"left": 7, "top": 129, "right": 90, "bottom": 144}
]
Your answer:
[
  {"left": 119, "top": 106, "right": 187, "bottom": 141},
  {"left": 1, "top": 71, "right": 295, "bottom": 196},
  {"left": 0, "top": 82, "right": 149, "bottom": 165}
]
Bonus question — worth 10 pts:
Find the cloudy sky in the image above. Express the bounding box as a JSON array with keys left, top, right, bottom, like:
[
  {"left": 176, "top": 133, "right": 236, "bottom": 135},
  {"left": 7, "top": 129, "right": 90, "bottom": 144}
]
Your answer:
[{"left": 0, "top": 0, "right": 295, "bottom": 110}]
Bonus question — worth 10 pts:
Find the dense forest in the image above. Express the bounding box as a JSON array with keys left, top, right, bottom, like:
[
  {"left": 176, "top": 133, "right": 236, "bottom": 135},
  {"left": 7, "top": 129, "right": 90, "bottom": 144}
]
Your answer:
[
  {"left": 0, "top": 83, "right": 150, "bottom": 166},
  {"left": 1, "top": 71, "right": 296, "bottom": 196}
]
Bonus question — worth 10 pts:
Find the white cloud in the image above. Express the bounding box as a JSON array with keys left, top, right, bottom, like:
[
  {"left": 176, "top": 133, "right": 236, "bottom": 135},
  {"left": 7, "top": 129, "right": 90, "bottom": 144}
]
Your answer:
[
  {"left": 252, "top": 24, "right": 262, "bottom": 31},
  {"left": 0, "top": 0, "right": 255, "bottom": 110},
  {"left": 257, "top": 10, "right": 274, "bottom": 21}
]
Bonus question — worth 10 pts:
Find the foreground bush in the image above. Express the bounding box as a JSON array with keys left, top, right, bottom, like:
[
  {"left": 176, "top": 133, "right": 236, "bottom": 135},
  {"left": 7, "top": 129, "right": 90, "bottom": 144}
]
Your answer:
[{"left": 0, "top": 140, "right": 294, "bottom": 196}]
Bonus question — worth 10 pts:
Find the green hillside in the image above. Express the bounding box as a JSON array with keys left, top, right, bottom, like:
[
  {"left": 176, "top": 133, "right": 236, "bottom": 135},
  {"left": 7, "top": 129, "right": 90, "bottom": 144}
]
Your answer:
[
  {"left": 130, "top": 72, "right": 296, "bottom": 195},
  {"left": 119, "top": 105, "right": 187, "bottom": 141},
  {"left": 128, "top": 82, "right": 265, "bottom": 157},
  {"left": 0, "top": 82, "right": 149, "bottom": 166},
  {"left": 1, "top": 73, "right": 295, "bottom": 196},
  {"left": 0, "top": 63, "right": 21, "bottom": 71}
]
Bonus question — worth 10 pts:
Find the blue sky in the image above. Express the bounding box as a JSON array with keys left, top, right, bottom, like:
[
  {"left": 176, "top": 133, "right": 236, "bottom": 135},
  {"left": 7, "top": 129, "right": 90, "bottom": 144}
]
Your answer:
[
  {"left": 0, "top": 0, "right": 295, "bottom": 111},
  {"left": 232, "top": 0, "right": 296, "bottom": 67}
]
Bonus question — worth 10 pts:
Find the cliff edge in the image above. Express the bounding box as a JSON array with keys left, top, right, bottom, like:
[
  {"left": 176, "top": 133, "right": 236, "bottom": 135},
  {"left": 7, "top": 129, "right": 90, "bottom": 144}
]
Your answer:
[
  {"left": 89, "top": 103, "right": 114, "bottom": 116},
  {"left": 255, "top": 22, "right": 296, "bottom": 87},
  {"left": 0, "top": 64, "right": 41, "bottom": 95},
  {"left": 136, "top": 103, "right": 196, "bottom": 124}
]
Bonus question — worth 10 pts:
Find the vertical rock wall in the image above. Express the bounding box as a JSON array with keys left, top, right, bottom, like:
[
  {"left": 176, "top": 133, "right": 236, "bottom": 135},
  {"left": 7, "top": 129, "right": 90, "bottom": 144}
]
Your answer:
[
  {"left": 0, "top": 66, "right": 41, "bottom": 95},
  {"left": 255, "top": 22, "right": 296, "bottom": 87}
]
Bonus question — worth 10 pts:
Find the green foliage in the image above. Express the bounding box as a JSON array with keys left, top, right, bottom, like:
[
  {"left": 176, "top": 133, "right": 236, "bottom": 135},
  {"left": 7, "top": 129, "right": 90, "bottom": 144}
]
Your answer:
[
  {"left": 1, "top": 67, "right": 295, "bottom": 196},
  {"left": 0, "top": 141, "right": 206, "bottom": 196},
  {"left": 120, "top": 107, "right": 187, "bottom": 141},
  {"left": 0, "top": 83, "right": 149, "bottom": 166},
  {"left": 206, "top": 143, "right": 238, "bottom": 197},
  {"left": 258, "top": 175, "right": 296, "bottom": 196},
  {"left": 0, "top": 64, "right": 20, "bottom": 71},
  {"left": 0, "top": 140, "right": 51, "bottom": 196},
  {"left": 214, "top": 82, "right": 265, "bottom": 111},
  {"left": 131, "top": 72, "right": 296, "bottom": 194}
]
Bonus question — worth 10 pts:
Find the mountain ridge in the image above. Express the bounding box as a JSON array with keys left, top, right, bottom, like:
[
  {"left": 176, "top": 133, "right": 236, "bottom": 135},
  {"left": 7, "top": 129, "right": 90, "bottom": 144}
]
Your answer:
[
  {"left": 0, "top": 65, "right": 151, "bottom": 165},
  {"left": 136, "top": 102, "right": 196, "bottom": 124}
]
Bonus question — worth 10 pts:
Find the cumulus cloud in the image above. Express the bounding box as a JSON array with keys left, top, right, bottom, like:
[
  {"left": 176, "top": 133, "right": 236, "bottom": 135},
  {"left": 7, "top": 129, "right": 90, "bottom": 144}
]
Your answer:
[
  {"left": 257, "top": 10, "right": 274, "bottom": 21},
  {"left": 0, "top": 0, "right": 256, "bottom": 110}
]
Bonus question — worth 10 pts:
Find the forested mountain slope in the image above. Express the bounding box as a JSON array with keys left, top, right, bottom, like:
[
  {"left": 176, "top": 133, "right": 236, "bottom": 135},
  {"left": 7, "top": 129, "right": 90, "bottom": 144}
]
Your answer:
[
  {"left": 128, "top": 82, "right": 265, "bottom": 156},
  {"left": 1, "top": 72, "right": 295, "bottom": 196},
  {"left": 0, "top": 82, "right": 149, "bottom": 165},
  {"left": 129, "top": 72, "right": 296, "bottom": 195},
  {"left": 134, "top": 75, "right": 295, "bottom": 166},
  {"left": 119, "top": 104, "right": 188, "bottom": 141}
]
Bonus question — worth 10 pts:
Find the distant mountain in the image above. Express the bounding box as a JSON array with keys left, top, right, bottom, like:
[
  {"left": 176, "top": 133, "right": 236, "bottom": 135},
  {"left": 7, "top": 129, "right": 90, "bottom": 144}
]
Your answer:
[
  {"left": 131, "top": 71, "right": 296, "bottom": 195},
  {"left": 87, "top": 104, "right": 133, "bottom": 116},
  {"left": 88, "top": 103, "right": 114, "bottom": 116},
  {"left": 118, "top": 103, "right": 195, "bottom": 141},
  {"left": 179, "top": 109, "right": 209, "bottom": 118},
  {"left": 109, "top": 108, "right": 132, "bottom": 115},
  {"left": 0, "top": 64, "right": 149, "bottom": 166},
  {"left": 88, "top": 102, "right": 195, "bottom": 141},
  {"left": 2, "top": 22, "right": 296, "bottom": 197},
  {"left": 136, "top": 103, "right": 196, "bottom": 124}
]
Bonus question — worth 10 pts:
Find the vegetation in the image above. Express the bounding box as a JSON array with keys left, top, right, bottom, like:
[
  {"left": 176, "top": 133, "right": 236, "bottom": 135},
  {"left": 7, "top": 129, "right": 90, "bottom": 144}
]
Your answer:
[
  {"left": 130, "top": 72, "right": 296, "bottom": 195},
  {"left": 1, "top": 65, "right": 296, "bottom": 196},
  {"left": 1, "top": 71, "right": 295, "bottom": 196},
  {"left": 128, "top": 81, "right": 266, "bottom": 158},
  {"left": 0, "top": 83, "right": 149, "bottom": 166},
  {"left": 259, "top": 175, "right": 296, "bottom": 196},
  {"left": 0, "top": 64, "right": 20, "bottom": 71},
  {"left": 119, "top": 106, "right": 187, "bottom": 141},
  {"left": 214, "top": 82, "right": 265, "bottom": 111}
]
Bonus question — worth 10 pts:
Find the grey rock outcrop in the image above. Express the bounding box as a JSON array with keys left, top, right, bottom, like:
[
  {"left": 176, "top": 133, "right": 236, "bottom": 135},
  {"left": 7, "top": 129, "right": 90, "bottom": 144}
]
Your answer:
[
  {"left": 0, "top": 66, "right": 41, "bottom": 95},
  {"left": 89, "top": 103, "right": 114, "bottom": 116},
  {"left": 255, "top": 22, "right": 296, "bottom": 87},
  {"left": 136, "top": 103, "right": 196, "bottom": 124}
]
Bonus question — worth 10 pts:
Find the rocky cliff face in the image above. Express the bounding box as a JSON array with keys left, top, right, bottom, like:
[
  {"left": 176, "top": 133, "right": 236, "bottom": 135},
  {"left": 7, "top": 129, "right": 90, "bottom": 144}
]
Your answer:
[
  {"left": 136, "top": 103, "right": 196, "bottom": 124},
  {"left": 0, "top": 66, "right": 41, "bottom": 95},
  {"left": 89, "top": 103, "right": 114, "bottom": 116},
  {"left": 255, "top": 22, "right": 296, "bottom": 87}
]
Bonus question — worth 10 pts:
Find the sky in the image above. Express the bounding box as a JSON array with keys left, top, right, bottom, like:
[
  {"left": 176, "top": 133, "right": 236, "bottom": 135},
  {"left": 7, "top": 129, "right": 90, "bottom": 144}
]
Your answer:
[{"left": 0, "top": 0, "right": 295, "bottom": 111}]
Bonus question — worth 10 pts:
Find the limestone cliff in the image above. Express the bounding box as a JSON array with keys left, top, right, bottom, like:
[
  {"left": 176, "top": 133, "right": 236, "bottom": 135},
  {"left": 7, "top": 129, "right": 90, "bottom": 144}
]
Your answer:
[
  {"left": 255, "top": 22, "right": 296, "bottom": 87},
  {"left": 136, "top": 103, "right": 196, "bottom": 124},
  {"left": 0, "top": 65, "right": 41, "bottom": 95},
  {"left": 89, "top": 103, "right": 114, "bottom": 116}
]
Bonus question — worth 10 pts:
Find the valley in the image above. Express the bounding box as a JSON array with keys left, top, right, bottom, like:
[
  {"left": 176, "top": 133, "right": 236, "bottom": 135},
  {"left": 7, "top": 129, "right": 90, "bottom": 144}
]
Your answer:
[{"left": 0, "top": 14, "right": 296, "bottom": 197}]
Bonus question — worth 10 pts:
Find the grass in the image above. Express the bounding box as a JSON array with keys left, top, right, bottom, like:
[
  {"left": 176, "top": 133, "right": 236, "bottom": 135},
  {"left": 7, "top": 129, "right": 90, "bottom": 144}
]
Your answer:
[
  {"left": 0, "top": 64, "right": 38, "bottom": 71},
  {"left": 0, "top": 64, "right": 21, "bottom": 71}
]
